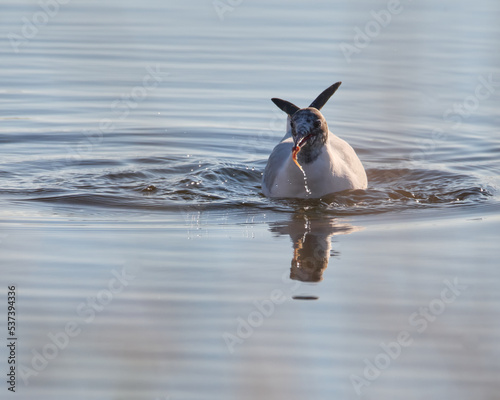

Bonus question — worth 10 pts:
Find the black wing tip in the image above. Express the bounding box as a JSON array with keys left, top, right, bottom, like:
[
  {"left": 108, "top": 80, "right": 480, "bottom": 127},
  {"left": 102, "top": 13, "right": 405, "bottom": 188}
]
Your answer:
[
  {"left": 271, "top": 98, "right": 300, "bottom": 116},
  {"left": 309, "top": 81, "right": 343, "bottom": 110}
]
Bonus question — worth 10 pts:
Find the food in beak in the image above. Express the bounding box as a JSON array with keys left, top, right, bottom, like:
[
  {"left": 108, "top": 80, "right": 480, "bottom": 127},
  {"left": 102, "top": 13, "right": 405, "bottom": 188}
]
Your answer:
[
  {"left": 292, "top": 145, "right": 301, "bottom": 169},
  {"left": 292, "top": 134, "right": 312, "bottom": 169}
]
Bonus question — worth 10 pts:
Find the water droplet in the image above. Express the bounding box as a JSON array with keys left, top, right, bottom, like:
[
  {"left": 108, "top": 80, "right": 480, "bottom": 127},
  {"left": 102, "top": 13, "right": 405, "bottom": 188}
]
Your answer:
[
  {"left": 296, "top": 164, "right": 311, "bottom": 196},
  {"left": 141, "top": 185, "right": 157, "bottom": 193}
]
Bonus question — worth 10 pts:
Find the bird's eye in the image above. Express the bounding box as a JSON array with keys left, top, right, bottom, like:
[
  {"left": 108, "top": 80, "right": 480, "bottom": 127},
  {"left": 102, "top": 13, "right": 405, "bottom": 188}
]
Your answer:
[{"left": 313, "top": 120, "right": 322, "bottom": 128}]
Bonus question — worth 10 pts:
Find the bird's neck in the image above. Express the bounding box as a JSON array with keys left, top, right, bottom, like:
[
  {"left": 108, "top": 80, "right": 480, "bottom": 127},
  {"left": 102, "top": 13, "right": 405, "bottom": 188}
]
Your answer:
[{"left": 297, "top": 136, "right": 326, "bottom": 164}]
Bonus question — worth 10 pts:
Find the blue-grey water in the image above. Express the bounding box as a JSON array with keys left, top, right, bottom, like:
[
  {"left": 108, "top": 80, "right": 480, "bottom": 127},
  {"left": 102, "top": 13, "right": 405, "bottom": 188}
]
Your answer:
[{"left": 1, "top": 1, "right": 500, "bottom": 399}]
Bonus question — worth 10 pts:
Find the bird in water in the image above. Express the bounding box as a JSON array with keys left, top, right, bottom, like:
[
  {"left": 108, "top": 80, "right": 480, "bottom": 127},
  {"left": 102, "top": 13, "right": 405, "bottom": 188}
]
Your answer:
[{"left": 262, "top": 82, "right": 367, "bottom": 198}]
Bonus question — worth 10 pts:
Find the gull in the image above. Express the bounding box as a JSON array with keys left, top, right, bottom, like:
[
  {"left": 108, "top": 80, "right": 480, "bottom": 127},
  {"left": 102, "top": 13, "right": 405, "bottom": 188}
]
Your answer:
[{"left": 262, "top": 82, "right": 367, "bottom": 198}]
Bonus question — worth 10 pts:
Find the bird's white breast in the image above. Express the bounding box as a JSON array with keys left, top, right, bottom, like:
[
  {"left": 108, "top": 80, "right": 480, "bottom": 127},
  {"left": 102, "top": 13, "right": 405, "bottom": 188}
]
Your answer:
[{"left": 262, "top": 131, "right": 367, "bottom": 199}]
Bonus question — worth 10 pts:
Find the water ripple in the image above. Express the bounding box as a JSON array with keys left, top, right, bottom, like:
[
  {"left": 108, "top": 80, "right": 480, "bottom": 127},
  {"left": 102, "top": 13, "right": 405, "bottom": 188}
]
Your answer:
[{"left": 19, "top": 154, "right": 493, "bottom": 216}]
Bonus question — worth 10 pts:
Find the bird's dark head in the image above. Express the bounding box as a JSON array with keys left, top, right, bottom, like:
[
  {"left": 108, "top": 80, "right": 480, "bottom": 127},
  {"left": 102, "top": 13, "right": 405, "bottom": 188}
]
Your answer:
[
  {"left": 289, "top": 108, "right": 328, "bottom": 163},
  {"left": 271, "top": 82, "right": 341, "bottom": 164}
]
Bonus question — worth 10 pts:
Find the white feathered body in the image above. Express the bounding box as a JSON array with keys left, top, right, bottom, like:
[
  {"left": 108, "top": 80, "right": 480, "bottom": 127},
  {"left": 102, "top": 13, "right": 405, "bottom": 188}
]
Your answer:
[{"left": 262, "top": 127, "right": 367, "bottom": 199}]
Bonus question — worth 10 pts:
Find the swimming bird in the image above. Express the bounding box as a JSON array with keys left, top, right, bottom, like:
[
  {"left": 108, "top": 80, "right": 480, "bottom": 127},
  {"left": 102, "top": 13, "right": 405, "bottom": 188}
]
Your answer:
[{"left": 262, "top": 82, "right": 367, "bottom": 198}]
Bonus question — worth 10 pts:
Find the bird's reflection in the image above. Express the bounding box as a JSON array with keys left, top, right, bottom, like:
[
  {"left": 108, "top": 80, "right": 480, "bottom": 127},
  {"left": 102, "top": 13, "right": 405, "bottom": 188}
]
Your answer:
[{"left": 269, "top": 213, "right": 363, "bottom": 283}]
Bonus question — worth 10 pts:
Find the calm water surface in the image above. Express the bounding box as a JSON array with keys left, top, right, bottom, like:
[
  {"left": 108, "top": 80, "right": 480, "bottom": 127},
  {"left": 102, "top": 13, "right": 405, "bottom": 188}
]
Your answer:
[{"left": 1, "top": 1, "right": 500, "bottom": 399}]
